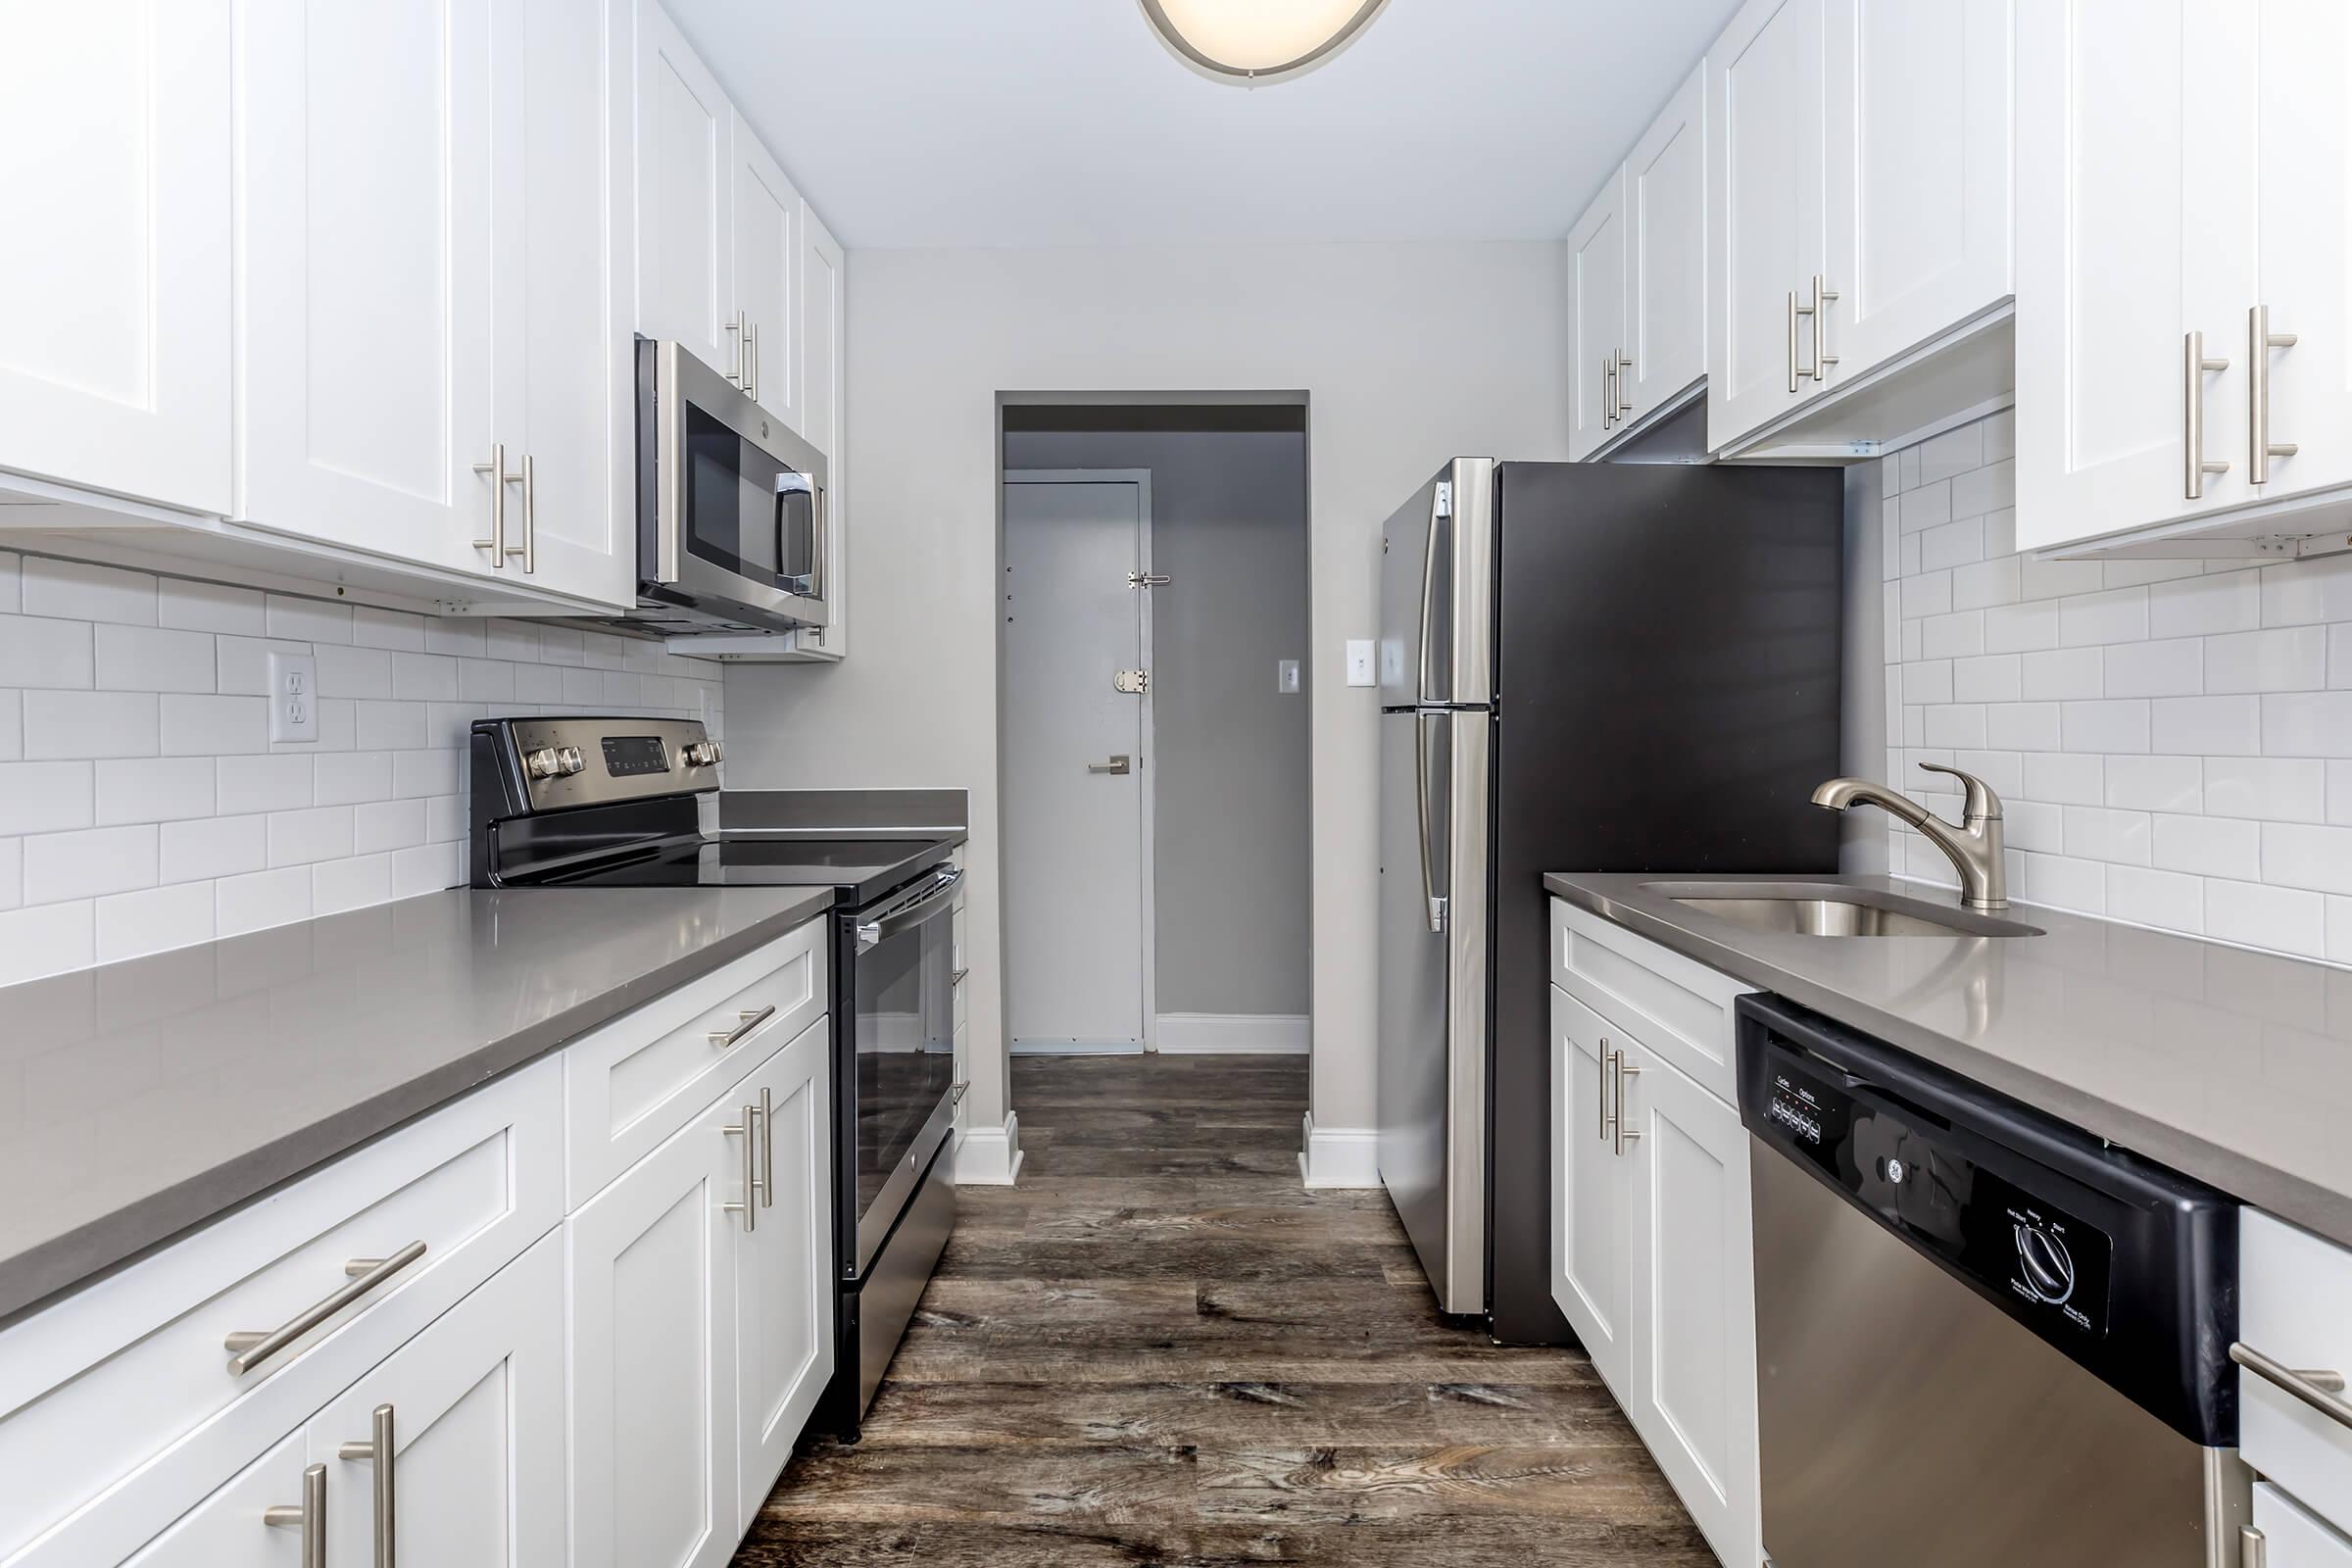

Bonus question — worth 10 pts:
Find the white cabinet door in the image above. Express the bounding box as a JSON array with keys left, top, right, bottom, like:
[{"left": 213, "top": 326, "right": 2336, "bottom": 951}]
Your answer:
[
  {"left": 2015, "top": 0, "right": 2258, "bottom": 553},
  {"left": 730, "top": 1020, "right": 834, "bottom": 1532},
  {"left": 568, "top": 1092, "right": 742, "bottom": 1568},
  {"left": 1624, "top": 1041, "right": 1760, "bottom": 1568},
  {"left": 0, "top": 1, "right": 230, "bottom": 515},
  {"left": 635, "top": 0, "right": 735, "bottom": 380},
  {"left": 310, "top": 1232, "right": 565, "bottom": 1568},
  {"left": 733, "top": 117, "right": 802, "bottom": 435},
  {"left": 1566, "top": 171, "right": 1628, "bottom": 461},
  {"left": 1706, "top": 0, "right": 1828, "bottom": 450},
  {"left": 2252, "top": 0, "right": 2352, "bottom": 503},
  {"left": 1626, "top": 67, "right": 1707, "bottom": 419},
  {"left": 1819, "top": 0, "right": 2011, "bottom": 385},
  {"left": 116, "top": 1428, "right": 312, "bottom": 1567},
  {"left": 2256, "top": 1484, "right": 2352, "bottom": 1568},
  {"left": 1549, "top": 986, "right": 1631, "bottom": 1393},
  {"left": 235, "top": 0, "right": 495, "bottom": 571},
  {"left": 485, "top": 0, "right": 635, "bottom": 609},
  {"left": 787, "top": 201, "right": 848, "bottom": 660}
]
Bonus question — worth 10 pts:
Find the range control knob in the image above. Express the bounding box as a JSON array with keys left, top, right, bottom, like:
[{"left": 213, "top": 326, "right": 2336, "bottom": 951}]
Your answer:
[
  {"left": 523, "top": 744, "right": 588, "bottom": 780},
  {"left": 682, "top": 740, "right": 723, "bottom": 768},
  {"left": 2015, "top": 1223, "right": 2076, "bottom": 1305}
]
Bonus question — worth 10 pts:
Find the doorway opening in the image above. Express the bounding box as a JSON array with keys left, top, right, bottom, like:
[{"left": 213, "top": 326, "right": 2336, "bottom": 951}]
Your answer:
[{"left": 996, "top": 398, "right": 1311, "bottom": 1060}]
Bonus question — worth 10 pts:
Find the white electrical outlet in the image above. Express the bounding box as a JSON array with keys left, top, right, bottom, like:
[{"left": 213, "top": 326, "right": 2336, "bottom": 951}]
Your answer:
[
  {"left": 268, "top": 651, "right": 319, "bottom": 743},
  {"left": 1276, "top": 659, "right": 1300, "bottom": 695},
  {"left": 1345, "top": 640, "right": 1376, "bottom": 687}
]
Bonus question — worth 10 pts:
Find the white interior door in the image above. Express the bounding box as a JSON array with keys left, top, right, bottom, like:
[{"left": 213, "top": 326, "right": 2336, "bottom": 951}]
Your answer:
[{"left": 1003, "top": 472, "right": 1151, "bottom": 1054}]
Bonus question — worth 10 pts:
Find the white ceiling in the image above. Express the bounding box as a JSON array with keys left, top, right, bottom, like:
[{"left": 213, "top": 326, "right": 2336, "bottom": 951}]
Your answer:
[{"left": 662, "top": 0, "right": 1744, "bottom": 251}]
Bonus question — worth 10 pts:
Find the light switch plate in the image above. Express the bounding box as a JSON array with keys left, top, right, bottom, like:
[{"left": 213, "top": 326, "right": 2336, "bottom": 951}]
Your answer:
[
  {"left": 1277, "top": 659, "right": 1300, "bottom": 695},
  {"left": 268, "top": 651, "right": 318, "bottom": 743},
  {"left": 1345, "top": 640, "right": 1376, "bottom": 687}
]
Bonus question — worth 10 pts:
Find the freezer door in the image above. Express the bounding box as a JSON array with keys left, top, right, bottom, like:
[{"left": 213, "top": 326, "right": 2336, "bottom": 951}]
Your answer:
[
  {"left": 1377, "top": 458, "right": 1496, "bottom": 709},
  {"left": 1377, "top": 709, "right": 1490, "bottom": 1316}
]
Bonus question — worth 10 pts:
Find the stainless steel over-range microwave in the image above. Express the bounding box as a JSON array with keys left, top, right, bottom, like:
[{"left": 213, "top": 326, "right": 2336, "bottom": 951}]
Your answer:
[{"left": 635, "top": 335, "right": 829, "bottom": 635}]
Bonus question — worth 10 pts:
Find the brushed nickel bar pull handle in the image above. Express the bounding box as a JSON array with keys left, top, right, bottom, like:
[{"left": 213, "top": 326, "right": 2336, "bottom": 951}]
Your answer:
[
  {"left": 337, "top": 1402, "right": 397, "bottom": 1568},
  {"left": 264, "top": 1462, "right": 327, "bottom": 1568},
  {"left": 1617, "top": 350, "right": 1636, "bottom": 415},
  {"left": 1599, "top": 356, "right": 1613, "bottom": 430},
  {"left": 1810, "top": 275, "right": 1839, "bottom": 381},
  {"left": 723, "top": 313, "right": 744, "bottom": 384},
  {"left": 2232, "top": 1341, "right": 2352, "bottom": 1429},
  {"left": 508, "top": 452, "right": 535, "bottom": 574},
  {"left": 1598, "top": 1042, "right": 1616, "bottom": 1144},
  {"left": 710, "top": 1004, "right": 774, "bottom": 1049},
  {"left": 758, "top": 1085, "right": 775, "bottom": 1208},
  {"left": 1614, "top": 1054, "right": 1642, "bottom": 1156},
  {"left": 746, "top": 320, "right": 760, "bottom": 403},
  {"left": 2250, "top": 305, "right": 2300, "bottom": 484},
  {"left": 2186, "top": 331, "right": 2231, "bottom": 499},
  {"left": 722, "top": 1104, "right": 760, "bottom": 1230},
  {"left": 470, "top": 442, "right": 507, "bottom": 565},
  {"left": 226, "top": 1241, "right": 429, "bottom": 1373}
]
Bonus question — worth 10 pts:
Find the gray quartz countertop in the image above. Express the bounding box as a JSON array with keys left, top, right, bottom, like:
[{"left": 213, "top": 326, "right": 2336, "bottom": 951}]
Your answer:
[
  {"left": 0, "top": 884, "right": 835, "bottom": 1322},
  {"left": 1545, "top": 871, "right": 2352, "bottom": 1250}
]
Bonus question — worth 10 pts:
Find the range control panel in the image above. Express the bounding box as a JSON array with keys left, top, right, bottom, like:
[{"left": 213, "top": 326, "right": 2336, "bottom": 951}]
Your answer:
[{"left": 1758, "top": 1047, "right": 2115, "bottom": 1338}]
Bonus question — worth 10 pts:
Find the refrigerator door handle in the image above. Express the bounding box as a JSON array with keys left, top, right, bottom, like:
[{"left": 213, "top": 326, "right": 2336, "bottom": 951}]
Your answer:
[
  {"left": 1416, "top": 711, "right": 1446, "bottom": 933},
  {"left": 1417, "top": 480, "right": 1445, "bottom": 704}
]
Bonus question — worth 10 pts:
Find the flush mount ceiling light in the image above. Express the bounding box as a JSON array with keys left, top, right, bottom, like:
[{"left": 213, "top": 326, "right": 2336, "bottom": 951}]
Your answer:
[{"left": 1138, "top": 0, "right": 1391, "bottom": 85}]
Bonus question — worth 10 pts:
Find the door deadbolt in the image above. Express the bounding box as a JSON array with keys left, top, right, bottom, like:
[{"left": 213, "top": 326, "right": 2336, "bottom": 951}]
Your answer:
[{"left": 1113, "top": 669, "right": 1149, "bottom": 695}]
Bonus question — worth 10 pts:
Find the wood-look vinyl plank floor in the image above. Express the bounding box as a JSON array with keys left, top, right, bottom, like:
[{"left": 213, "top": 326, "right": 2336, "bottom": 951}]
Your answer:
[{"left": 733, "top": 1054, "right": 1710, "bottom": 1566}]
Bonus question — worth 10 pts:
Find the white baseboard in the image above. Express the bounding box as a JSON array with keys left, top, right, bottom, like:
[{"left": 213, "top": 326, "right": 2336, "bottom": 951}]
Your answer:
[
  {"left": 954, "top": 1109, "right": 1023, "bottom": 1186},
  {"left": 1010, "top": 1038, "right": 1146, "bottom": 1055},
  {"left": 1154, "top": 1012, "right": 1309, "bottom": 1054},
  {"left": 1298, "top": 1112, "right": 1381, "bottom": 1190}
]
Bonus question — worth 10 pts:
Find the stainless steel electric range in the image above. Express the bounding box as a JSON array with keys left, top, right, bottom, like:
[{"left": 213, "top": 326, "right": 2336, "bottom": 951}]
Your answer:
[{"left": 468, "top": 714, "right": 962, "bottom": 1440}]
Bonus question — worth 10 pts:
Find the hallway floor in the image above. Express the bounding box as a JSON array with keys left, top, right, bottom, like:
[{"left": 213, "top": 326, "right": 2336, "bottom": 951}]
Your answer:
[{"left": 733, "top": 1054, "right": 1712, "bottom": 1565}]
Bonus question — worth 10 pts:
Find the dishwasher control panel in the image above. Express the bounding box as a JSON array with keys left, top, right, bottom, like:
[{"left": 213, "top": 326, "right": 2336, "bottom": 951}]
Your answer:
[{"left": 1755, "top": 1047, "right": 2116, "bottom": 1339}]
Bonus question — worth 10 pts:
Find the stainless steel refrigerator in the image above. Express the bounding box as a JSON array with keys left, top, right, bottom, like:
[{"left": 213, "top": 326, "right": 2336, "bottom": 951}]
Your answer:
[{"left": 1376, "top": 457, "right": 1845, "bottom": 1342}]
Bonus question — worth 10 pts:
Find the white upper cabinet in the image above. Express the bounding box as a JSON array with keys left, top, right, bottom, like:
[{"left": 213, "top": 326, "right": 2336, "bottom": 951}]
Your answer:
[
  {"left": 1705, "top": 0, "right": 1828, "bottom": 450},
  {"left": 636, "top": 0, "right": 735, "bottom": 381},
  {"left": 2015, "top": 1, "right": 2260, "bottom": 552},
  {"left": 733, "top": 116, "right": 804, "bottom": 434},
  {"left": 235, "top": 0, "right": 496, "bottom": 572},
  {"left": 486, "top": 0, "right": 637, "bottom": 608},
  {"left": 788, "top": 202, "right": 849, "bottom": 660},
  {"left": 1566, "top": 172, "right": 1629, "bottom": 461},
  {"left": 0, "top": 2, "right": 231, "bottom": 516},
  {"left": 1626, "top": 67, "right": 1708, "bottom": 419},
  {"left": 1820, "top": 0, "right": 2012, "bottom": 387}
]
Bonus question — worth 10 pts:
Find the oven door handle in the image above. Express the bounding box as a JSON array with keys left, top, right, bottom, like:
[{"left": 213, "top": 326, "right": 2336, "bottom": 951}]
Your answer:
[{"left": 856, "top": 866, "right": 963, "bottom": 952}]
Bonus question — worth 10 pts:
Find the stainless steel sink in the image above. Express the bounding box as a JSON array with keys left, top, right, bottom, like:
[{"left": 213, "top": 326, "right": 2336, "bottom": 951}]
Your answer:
[{"left": 1641, "top": 881, "right": 2045, "bottom": 939}]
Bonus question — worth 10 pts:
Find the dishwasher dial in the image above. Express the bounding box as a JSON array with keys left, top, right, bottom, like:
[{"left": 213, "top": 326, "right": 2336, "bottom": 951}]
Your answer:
[{"left": 2015, "top": 1223, "right": 2077, "bottom": 1305}]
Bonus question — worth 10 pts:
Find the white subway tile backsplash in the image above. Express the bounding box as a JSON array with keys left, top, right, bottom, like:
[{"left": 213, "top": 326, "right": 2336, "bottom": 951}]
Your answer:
[
  {"left": 0, "top": 837, "right": 19, "bottom": 911},
  {"left": 95, "top": 758, "right": 217, "bottom": 825},
  {"left": 25, "top": 690, "right": 159, "bottom": 760},
  {"left": 267, "top": 805, "right": 355, "bottom": 867},
  {"left": 2024, "top": 852, "right": 2106, "bottom": 913},
  {"left": 1986, "top": 702, "right": 2062, "bottom": 752},
  {"left": 2150, "top": 569, "right": 2261, "bottom": 638},
  {"left": 2106, "top": 755, "right": 2203, "bottom": 812},
  {"left": 1919, "top": 611, "right": 1984, "bottom": 660},
  {"left": 216, "top": 754, "right": 314, "bottom": 814},
  {"left": 1902, "top": 661, "right": 1953, "bottom": 706},
  {"left": 2108, "top": 865, "right": 2203, "bottom": 933},
  {"left": 392, "top": 748, "right": 461, "bottom": 799},
  {"left": 2333, "top": 762, "right": 2352, "bottom": 826},
  {"left": 0, "top": 901, "right": 94, "bottom": 985},
  {"left": 94, "top": 882, "right": 215, "bottom": 963},
  {"left": 2206, "top": 626, "right": 2327, "bottom": 694},
  {"left": 0, "top": 552, "right": 20, "bottom": 613},
  {"left": 0, "top": 760, "right": 94, "bottom": 835},
  {"left": 354, "top": 798, "right": 426, "bottom": 855},
  {"left": 264, "top": 594, "right": 352, "bottom": 645},
  {"left": 315, "top": 751, "right": 393, "bottom": 806},
  {"left": 1952, "top": 555, "right": 2021, "bottom": 611},
  {"left": 160, "top": 693, "right": 268, "bottom": 756},
  {"left": 2020, "top": 647, "right": 2103, "bottom": 701},
  {"left": 2206, "top": 758, "right": 2326, "bottom": 823},
  {"left": 423, "top": 618, "right": 488, "bottom": 658},
  {"left": 351, "top": 606, "right": 426, "bottom": 651},
  {"left": 2153, "top": 813, "right": 2261, "bottom": 879},
  {"left": 2261, "top": 823, "right": 2352, "bottom": 896},
  {"left": 216, "top": 636, "right": 311, "bottom": 697},
  {"left": 314, "top": 852, "right": 393, "bottom": 915},
  {"left": 2024, "top": 752, "right": 2104, "bottom": 806},
  {"left": 2149, "top": 695, "right": 2260, "bottom": 757},
  {"left": 0, "top": 615, "right": 96, "bottom": 689},
  {"left": 313, "top": 644, "right": 392, "bottom": 699},
  {"left": 2103, "top": 638, "right": 2201, "bottom": 699},
  {"left": 1952, "top": 655, "right": 2021, "bottom": 703},
  {"left": 24, "top": 824, "right": 157, "bottom": 905},
  {"left": 2261, "top": 556, "right": 2352, "bottom": 627},
  {"left": 160, "top": 814, "right": 268, "bottom": 883},
  {"left": 2023, "top": 556, "right": 2104, "bottom": 602},
  {"left": 2059, "top": 586, "right": 2149, "bottom": 648},
  {"left": 2064, "top": 806, "right": 2151, "bottom": 865},
  {"left": 22, "top": 558, "right": 155, "bottom": 624},
  {"left": 2061, "top": 699, "right": 2149, "bottom": 754},
  {"left": 1917, "top": 423, "right": 1981, "bottom": 484},
  {"left": 1950, "top": 458, "right": 2014, "bottom": 520},
  {"left": 2263, "top": 692, "right": 2352, "bottom": 757},
  {"left": 95, "top": 624, "right": 215, "bottom": 694},
  {"left": 1983, "top": 600, "right": 2060, "bottom": 654},
  {"left": 356, "top": 700, "right": 428, "bottom": 751},
  {"left": 391, "top": 841, "right": 461, "bottom": 899},
  {"left": 157, "top": 577, "right": 262, "bottom": 635},
  {"left": 1921, "top": 517, "right": 1984, "bottom": 571},
  {"left": 2205, "top": 878, "right": 2325, "bottom": 957},
  {"left": 215, "top": 865, "right": 310, "bottom": 938},
  {"left": 390, "top": 652, "right": 459, "bottom": 702},
  {"left": 0, "top": 692, "right": 19, "bottom": 762}
]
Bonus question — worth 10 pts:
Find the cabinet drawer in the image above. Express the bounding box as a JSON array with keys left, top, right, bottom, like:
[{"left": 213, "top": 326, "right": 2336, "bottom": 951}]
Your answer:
[
  {"left": 1550, "top": 899, "right": 1753, "bottom": 1103},
  {"left": 2257, "top": 1484, "right": 2352, "bottom": 1567},
  {"left": 565, "top": 917, "right": 828, "bottom": 1206},
  {"left": 0, "top": 1054, "right": 561, "bottom": 1567},
  {"left": 2241, "top": 1209, "right": 2352, "bottom": 1540}
]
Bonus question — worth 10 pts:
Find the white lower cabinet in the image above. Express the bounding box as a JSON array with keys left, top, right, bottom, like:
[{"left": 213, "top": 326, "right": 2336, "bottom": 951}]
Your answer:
[
  {"left": 1549, "top": 909, "right": 1761, "bottom": 1568},
  {"left": 115, "top": 1428, "right": 311, "bottom": 1567},
  {"left": 2258, "top": 1484, "right": 2352, "bottom": 1567}
]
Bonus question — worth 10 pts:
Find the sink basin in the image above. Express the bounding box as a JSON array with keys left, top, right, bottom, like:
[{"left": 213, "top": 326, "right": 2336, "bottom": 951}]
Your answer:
[{"left": 1642, "top": 881, "right": 2045, "bottom": 939}]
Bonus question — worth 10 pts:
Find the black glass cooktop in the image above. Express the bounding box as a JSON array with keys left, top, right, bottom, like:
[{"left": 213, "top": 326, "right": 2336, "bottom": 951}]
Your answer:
[{"left": 506, "top": 833, "right": 955, "bottom": 906}]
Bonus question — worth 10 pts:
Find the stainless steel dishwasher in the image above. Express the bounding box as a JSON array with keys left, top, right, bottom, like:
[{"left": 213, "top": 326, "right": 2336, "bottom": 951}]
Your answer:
[{"left": 1738, "top": 995, "right": 2248, "bottom": 1568}]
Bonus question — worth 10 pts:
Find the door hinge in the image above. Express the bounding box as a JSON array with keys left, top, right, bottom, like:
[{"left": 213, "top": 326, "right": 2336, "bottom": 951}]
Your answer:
[
  {"left": 1128, "top": 571, "right": 1173, "bottom": 588},
  {"left": 1113, "top": 668, "right": 1150, "bottom": 695},
  {"left": 1434, "top": 479, "right": 1452, "bottom": 518}
]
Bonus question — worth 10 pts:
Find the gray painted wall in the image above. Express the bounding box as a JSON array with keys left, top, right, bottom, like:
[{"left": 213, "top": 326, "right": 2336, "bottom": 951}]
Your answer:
[{"left": 1003, "top": 429, "right": 1310, "bottom": 1018}]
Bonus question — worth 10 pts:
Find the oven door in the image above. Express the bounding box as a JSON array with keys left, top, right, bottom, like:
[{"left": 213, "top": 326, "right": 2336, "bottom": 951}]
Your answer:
[
  {"left": 848, "top": 866, "right": 961, "bottom": 1275},
  {"left": 646, "top": 337, "right": 829, "bottom": 630}
]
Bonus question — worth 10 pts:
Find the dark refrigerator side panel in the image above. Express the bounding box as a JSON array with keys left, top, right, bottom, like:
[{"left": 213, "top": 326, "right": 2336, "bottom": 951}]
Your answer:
[{"left": 1485, "top": 462, "right": 1844, "bottom": 1345}]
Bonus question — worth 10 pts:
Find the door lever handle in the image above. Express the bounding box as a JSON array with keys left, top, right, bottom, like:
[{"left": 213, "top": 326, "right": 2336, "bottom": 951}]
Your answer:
[{"left": 1086, "top": 755, "right": 1132, "bottom": 775}]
